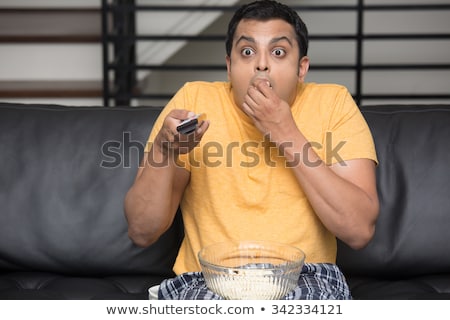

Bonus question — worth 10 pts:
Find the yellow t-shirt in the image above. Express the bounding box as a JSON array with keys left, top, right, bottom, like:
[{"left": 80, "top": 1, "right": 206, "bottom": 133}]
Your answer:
[{"left": 147, "top": 81, "right": 377, "bottom": 274}]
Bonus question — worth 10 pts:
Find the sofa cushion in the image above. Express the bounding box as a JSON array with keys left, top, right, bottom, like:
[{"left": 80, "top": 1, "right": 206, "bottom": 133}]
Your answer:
[
  {"left": 347, "top": 274, "right": 450, "bottom": 300},
  {"left": 0, "top": 271, "right": 165, "bottom": 299}
]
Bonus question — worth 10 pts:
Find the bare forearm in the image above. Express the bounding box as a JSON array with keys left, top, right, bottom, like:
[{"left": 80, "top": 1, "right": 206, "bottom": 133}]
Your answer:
[
  {"left": 124, "top": 108, "right": 208, "bottom": 247},
  {"left": 124, "top": 147, "right": 185, "bottom": 247}
]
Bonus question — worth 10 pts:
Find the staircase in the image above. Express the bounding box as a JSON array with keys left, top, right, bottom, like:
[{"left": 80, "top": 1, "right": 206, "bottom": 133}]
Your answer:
[
  {"left": 0, "top": 4, "right": 103, "bottom": 106},
  {"left": 0, "top": 0, "right": 239, "bottom": 107}
]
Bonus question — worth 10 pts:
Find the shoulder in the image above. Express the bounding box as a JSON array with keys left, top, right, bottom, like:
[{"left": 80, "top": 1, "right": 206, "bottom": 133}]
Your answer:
[
  {"left": 294, "top": 82, "right": 359, "bottom": 123},
  {"left": 182, "top": 81, "right": 230, "bottom": 94},
  {"left": 172, "top": 81, "right": 231, "bottom": 114},
  {"left": 299, "top": 82, "right": 356, "bottom": 110},
  {"left": 300, "top": 82, "right": 351, "bottom": 100}
]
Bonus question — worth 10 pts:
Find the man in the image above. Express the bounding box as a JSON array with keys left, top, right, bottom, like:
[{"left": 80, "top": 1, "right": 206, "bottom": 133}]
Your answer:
[{"left": 124, "top": 0, "right": 379, "bottom": 299}]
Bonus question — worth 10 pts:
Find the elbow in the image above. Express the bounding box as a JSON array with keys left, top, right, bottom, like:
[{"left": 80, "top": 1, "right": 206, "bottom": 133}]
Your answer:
[
  {"left": 124, "top": 192, "right": 160, "bottom": 248},
  {"left": 126, "top": 214, "right": 170, "bottom": 248},
  {"left": 126, "top": 212, "right": 160, "bottom": 248},
  {"left": 347, "top": 224, "right": 376, "bottom": 250},
  {"left": 346, "top": 209, "right": 378, "bottom": 250},
  {"left": 128, "top": 228, "right": 159, "bottom": 248},
  {"left": 349, "top": 199, "right": 379, "bottom": 250}
]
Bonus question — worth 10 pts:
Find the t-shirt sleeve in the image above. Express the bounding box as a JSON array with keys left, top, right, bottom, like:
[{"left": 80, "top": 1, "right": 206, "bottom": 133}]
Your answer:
[{"left": 323, "top": 87, "right": 378, "bottom": 166}]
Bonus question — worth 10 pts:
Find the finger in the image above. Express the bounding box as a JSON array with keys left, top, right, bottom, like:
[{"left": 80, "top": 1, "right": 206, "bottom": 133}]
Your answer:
[
  {"left": 252, "top": 77, "right": 271, "bottom": 87},
  {"left": 195, "top": 119, "right": 210, "bottom": 135},
  {"left": 247, "top": 85, "right": 267, "bottom": 106},
  {"left": 244, "top": 89, "right": 260, "bottom": 108},
  {"left": 252, "top": 78, "right": 273, "bottom": 96},
  {"left": 167, "top": 127, "right": 179, "bottom": 143},
  {"left": 242, "top": 102, "right": 256, "bottom": 118},
  {"left": 168, "top": 109, "right": 195, "bottom": 121}
]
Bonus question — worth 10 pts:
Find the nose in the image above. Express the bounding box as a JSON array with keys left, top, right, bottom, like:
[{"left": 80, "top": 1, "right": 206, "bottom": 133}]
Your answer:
[
  {"left": 256, "top": 65, "right": 269, "bottom": 72},
  {"left": 255, "top": 52, "right": 269, "bottom": 72}
]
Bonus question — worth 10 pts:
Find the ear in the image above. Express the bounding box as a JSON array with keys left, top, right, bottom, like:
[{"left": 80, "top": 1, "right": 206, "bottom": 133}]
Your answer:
[
  {"left": 298, "top": 56, "right": 310, "bottom": 82},
  {"left": 226, "top": 55, "right": 231, "bottom": 81}
]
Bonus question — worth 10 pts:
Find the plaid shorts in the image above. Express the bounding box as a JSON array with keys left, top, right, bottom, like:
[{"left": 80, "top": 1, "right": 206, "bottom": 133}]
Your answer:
[{"left": 158, "top": 263, "right": 352, "bottom": 300}]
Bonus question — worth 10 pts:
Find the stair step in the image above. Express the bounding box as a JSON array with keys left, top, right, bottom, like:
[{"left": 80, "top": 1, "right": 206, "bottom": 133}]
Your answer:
[
  {"left": 0, "top": 80, "right": 103, "bottom": 98},
  {"left": 0, "top": 8, "right": 101, "bottom": 43}
]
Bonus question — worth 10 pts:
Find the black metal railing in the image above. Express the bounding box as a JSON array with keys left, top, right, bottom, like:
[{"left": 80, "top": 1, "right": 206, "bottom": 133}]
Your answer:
[{"left": 102, "top": 0, "right": 450, "bottom": 106}]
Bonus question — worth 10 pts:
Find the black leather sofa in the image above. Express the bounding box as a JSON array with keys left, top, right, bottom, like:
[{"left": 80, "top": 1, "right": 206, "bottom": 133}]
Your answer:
[{"left": 0, "top": 102, "right": 449, "bottom": 300}]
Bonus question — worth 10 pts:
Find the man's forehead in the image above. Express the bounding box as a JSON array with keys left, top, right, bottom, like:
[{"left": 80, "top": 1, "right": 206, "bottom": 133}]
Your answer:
[
  {"left": 233, "top": 19, "right": 297, "bottom": 49},
  {"left": 234, "top": 19, "right": 296, "bottom": 41}
]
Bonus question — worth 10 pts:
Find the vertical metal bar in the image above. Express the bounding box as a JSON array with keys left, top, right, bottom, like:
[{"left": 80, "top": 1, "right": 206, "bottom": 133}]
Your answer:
[
  {"left": 113, "top": 0, "right": 136, "bottom": 107},
  {"left": 355, "top": 0, "right": 364, "bottom": 106},
  {"left": 126, "top": 0, "right": 137, "bottom": 106},
  {"left": 112, "top": 0, "right": 122, "bottom": 106},
  {"left": 101, "top": 0, "right": 110, "bottom": 106}
]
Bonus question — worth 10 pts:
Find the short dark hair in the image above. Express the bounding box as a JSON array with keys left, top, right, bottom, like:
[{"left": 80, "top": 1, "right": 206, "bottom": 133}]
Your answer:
[{"left": 225, "top": 0, "right": 309, "bottom": 58}]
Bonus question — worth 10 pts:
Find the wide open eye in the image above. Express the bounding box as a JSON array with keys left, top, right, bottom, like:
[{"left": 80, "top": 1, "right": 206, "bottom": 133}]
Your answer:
[
  {"left": 272, "top": 48, "right": 286, "bottom": 57},
  {"left": 241, "top": 48, "right": 255, "bottom": 56}
]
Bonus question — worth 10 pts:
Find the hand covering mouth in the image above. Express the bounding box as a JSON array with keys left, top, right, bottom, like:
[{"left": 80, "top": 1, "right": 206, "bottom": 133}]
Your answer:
[{"left": 251, "top": 72, "right": 272, "bottom": 88}]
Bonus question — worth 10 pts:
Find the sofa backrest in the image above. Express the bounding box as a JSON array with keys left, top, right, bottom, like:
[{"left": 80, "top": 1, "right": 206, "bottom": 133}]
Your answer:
[
  {"left": 0, "top": 103, "right": 183, "bottom": 277},
  {"left": 337, "top": 105, "right": 450, "bottom": 278},
  {"left": 2, "top": 102, "right": 449, "bottom": 280}
]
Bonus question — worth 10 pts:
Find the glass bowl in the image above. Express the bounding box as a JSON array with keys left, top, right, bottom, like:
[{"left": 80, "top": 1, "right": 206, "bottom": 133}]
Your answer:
[{"left": 198, "top": 240, "right": 305, "bottom": 300}]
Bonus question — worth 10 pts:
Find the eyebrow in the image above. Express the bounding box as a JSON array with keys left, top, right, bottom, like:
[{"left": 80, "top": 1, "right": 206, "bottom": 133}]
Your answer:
[{"left": 235, "top": 35, "right": 294, "bottom": 47}]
